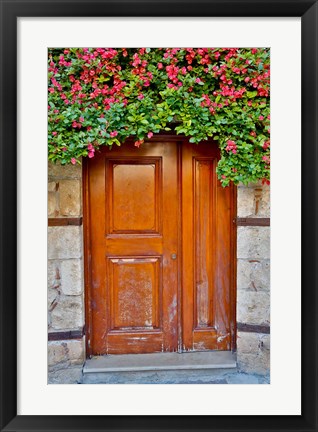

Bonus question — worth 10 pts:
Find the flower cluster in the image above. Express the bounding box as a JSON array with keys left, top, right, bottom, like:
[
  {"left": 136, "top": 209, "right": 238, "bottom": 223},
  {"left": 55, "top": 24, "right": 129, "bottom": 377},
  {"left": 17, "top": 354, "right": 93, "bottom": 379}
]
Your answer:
[
  {"left": 48, "top": 48, "right": 270, "bottom": 186},
  {"left": 225, "top": 140, "right": 237, "bottom": 154}
]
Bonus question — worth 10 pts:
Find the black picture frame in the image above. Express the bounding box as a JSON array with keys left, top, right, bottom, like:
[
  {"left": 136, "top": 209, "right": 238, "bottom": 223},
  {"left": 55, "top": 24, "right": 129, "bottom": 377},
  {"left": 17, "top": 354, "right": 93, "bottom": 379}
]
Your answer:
[{"left": 0, "top": 0, "right": 317, "bottom": 431}]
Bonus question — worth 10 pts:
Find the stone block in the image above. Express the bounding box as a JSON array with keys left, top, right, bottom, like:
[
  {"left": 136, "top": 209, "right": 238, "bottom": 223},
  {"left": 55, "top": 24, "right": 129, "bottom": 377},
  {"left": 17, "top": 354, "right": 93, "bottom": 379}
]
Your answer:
[
  {"left": 48, "top": 260, "right": 60, "bottom": 289},
  {"left": 48, "top": 181, "right": 56, "bottom": 192},
  {"left": 48, "top": 192, "right": 56, "bottom": 217},
  {"left": 256, "top": 185, "right": 270, "bottom": 217},
  {"left": 237, "top": 187, "right": 255, "bottom": 217},
  {"left": 237, "top": 259, "right": 270, "bottom": 291},
  {"left": 48, "top": 366, "right": 83, "bottom": 384},
  {"left": 48, "top": 161, "right": 82, "bottom": 179},
  {"left": 48, "top": 261, "right": 61, "bottom": 324},
  {"left": 48, "top": 339, "right": 84, "bottom": 368},
  {"left": 237, "top": 291, "right": 270, "bottom": 325},
  {"left": 50, "top": 294, "right": 84, "bottom": 330},
  {"left": 48, "top": 226, "right": 82, "bottom": 259},
  {"left": 59, "top": 180, "right": 81, "bottom": 216},
  {"left": 237, "top": 185, "right": 270, "bottom": 218},
  {"left": 237, "top": 332, "right": 270, "bottom": 375},
  {"left": 237, "top": 226, "right": 270, "bottom": 259},
  {"left": 60, "top": 259, "right": 83, "bottom": 295}
]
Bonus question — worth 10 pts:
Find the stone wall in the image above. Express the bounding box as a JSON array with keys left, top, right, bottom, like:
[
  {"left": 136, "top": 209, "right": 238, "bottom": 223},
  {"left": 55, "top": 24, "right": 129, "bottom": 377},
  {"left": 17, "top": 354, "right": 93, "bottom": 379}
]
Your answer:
[
  {"left": 48, "top": 162, "right": 85, "bottom": 383},
  {"left": 236, "top": 183, "right": 270, "bottom": 376},
  {"left": 47, "top": 164, "right": 270, "bottom": 382}
]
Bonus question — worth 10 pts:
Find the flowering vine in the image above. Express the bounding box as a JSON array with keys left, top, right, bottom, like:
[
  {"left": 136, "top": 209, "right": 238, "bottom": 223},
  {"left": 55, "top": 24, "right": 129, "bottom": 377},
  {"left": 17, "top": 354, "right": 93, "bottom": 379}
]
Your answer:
[{"left": 48, "top": 48, "right": 270, "bottom": 186}]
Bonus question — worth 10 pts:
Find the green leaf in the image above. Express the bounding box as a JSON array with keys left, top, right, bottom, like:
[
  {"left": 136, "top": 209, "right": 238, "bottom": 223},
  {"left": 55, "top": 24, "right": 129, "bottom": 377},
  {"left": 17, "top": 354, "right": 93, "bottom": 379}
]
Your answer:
[{"left": 246, "top": 91, "right": 258, "bottom": 98}]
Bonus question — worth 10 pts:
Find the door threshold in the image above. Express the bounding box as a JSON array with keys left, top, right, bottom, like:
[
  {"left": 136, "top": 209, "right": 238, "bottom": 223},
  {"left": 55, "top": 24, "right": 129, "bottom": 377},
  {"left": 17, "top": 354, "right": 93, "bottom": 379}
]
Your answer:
[{"left": 83, "top": 351, "right": 236, "bottom": 374}]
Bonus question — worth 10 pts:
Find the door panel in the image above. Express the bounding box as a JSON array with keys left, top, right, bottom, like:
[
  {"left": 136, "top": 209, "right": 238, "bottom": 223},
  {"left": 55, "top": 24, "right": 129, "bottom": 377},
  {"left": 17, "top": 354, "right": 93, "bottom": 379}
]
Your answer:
[
  {"left": 85, "top": 138, "right": 235, "bottom": 356},
  {"left": 86, "top": 141, "right": 179, "bottom": 355},
  {"left": 181, "top": 142, "right": 235, "bottom": 351},
  {"left": 107, "top": 159, "right": 162, "bottom": 234}
]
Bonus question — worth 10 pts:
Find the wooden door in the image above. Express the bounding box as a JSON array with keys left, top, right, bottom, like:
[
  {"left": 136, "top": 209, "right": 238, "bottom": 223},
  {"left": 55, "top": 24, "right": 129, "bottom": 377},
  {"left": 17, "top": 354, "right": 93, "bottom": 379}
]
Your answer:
[
  {"left": 84, "top": 141, "right": 179, "bottom": 355},
  {"left": 84, "top": 137, "right": 235, "bottom": 356},
  {"left": 181, "top": 142, "right": 235, "bottom": 351}
]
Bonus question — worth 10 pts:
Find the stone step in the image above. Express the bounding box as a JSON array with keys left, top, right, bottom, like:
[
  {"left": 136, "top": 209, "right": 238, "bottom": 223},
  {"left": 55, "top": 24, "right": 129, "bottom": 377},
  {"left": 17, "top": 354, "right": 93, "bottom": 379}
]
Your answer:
[{"left": 82, "top": 351, "right": 237, "bottom": 384}]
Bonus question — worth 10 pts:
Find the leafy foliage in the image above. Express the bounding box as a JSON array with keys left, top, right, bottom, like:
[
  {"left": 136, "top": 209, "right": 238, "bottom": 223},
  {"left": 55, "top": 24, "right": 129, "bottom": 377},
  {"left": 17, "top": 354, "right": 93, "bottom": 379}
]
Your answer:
[{"left": 48, "top": 48, "right": 270, "bottom": 186}]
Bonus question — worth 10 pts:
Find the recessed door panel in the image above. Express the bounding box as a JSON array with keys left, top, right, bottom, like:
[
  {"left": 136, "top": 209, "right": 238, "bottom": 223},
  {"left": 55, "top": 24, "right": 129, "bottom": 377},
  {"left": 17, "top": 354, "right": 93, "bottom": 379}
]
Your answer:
[
  {"left": 107, "top": 159, "right": 162, "bottom": 235},
  {"left": 108, "top": 256, "right": 162, "bottom": 330}
]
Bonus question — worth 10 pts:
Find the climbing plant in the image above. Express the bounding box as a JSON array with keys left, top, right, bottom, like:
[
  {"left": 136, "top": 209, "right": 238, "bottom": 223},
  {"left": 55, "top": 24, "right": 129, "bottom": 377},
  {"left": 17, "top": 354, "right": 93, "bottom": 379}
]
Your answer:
[{"left": 48, "top": 48, "right": 270, "bottom": 186}]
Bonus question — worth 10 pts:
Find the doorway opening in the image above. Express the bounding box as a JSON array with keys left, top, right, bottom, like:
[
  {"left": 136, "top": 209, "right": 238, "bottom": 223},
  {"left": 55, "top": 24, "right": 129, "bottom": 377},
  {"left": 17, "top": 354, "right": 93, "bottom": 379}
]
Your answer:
[{"left": 83, "top": 136, "right": 236, "bottom": 357}]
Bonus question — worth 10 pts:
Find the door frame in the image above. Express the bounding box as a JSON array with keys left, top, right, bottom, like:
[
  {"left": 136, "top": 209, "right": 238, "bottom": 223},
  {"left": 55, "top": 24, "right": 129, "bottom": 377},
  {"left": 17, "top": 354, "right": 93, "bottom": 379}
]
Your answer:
[{"left": 83, "top": 134, "right": 237, "bottom": 358}]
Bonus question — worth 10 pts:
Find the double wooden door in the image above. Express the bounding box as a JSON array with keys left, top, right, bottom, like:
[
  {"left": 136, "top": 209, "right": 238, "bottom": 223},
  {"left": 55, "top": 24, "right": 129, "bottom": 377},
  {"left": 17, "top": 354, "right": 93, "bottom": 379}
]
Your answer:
[{"left": 84, "top": 138, "right": 235, "bottom": 356}]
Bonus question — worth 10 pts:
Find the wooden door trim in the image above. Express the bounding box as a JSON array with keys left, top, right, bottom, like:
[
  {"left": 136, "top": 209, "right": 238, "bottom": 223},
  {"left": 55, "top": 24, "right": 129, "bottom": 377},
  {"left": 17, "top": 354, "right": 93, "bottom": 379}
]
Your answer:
[
  {"left": 83, "top": 135, "right": 237, "bottom": 357},
  {"left": 83, "top": 158, "right": 93, "bottom": 357}
]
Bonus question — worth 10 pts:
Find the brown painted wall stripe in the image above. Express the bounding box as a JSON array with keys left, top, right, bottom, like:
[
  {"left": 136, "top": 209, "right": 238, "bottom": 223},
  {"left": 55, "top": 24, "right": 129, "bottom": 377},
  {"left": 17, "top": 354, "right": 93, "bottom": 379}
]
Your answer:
[
  {"left": 48, "top": 328, "right": 84, "bottom": 341},
  {"left": 48, "top": 217, "right": 83, "bottom": 227},
  {"left": 236, "top": 217, "right": 270, "bottom": 227},
  {"left": 237, "top": 322, "right": 270, "bottom": 334}
]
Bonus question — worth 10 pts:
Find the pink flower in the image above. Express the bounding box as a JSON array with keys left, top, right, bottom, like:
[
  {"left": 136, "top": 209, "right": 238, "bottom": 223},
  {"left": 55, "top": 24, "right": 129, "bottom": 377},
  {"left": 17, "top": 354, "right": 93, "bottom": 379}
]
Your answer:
[
  {"left": 259, "top": 115, "right": 264, "bottom": 120},
  {"left": 138, "top": 94, "right": 144, "bottom": 100},
  {"left": 244, "top": 77, "right": 250, "bottom": 83},
  {"left": 134, "top": 139, "right": 144, "bottom": 148},
  {"left": 52, "top": 131, "right": 57, "bottom": 136},
  {"left": 87, "top": 143, "right": 94, "bottom": 151},
  {"left": 157, "top": 63, "right": 163, "bottom": 69},
  {"left": 88, "top": 151, "right": 95, "bottom": 158},
  {"left": 262, "top": 141, "right": 270, "bottom": 150},
  {"left": 221, "top": 175, "right": 227, "bottom": 179},
  {"left": 225, "top": 140, "right": 237, "bottom": 154},
  {"left": 79, "top": 117, "right": 84, "bottom": 123},
  {"left": 71, "top": 158, "right": 76, "bottom": 165},
  {"left": 262, "top": 155, "right": 270, "bottom": 164},
  {"left": 110, "top": 131, "right": 118, "bottom": 137},
  {"left": 195, "top": 78, "right": 201, "bottom": 83},
  {"left": 147, "top": 132, "right": 153, "bottom": 139}
]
